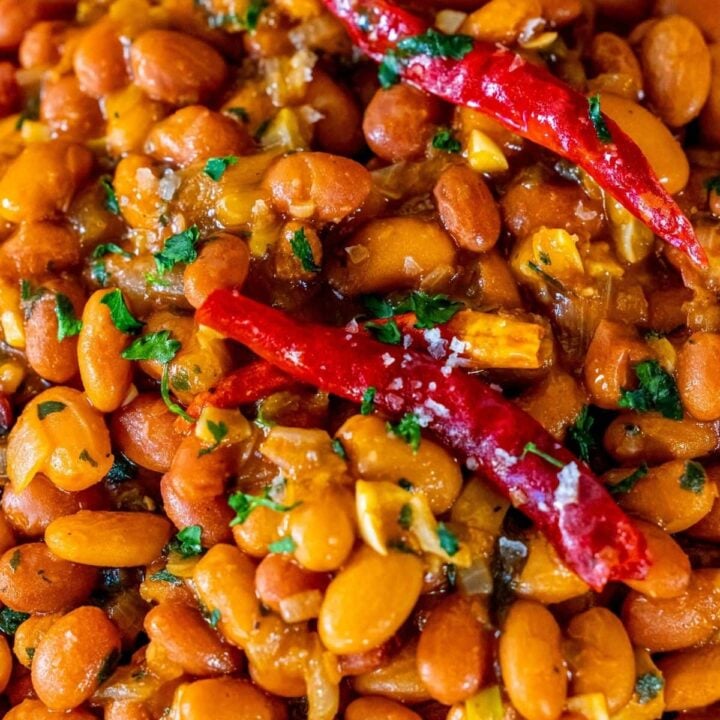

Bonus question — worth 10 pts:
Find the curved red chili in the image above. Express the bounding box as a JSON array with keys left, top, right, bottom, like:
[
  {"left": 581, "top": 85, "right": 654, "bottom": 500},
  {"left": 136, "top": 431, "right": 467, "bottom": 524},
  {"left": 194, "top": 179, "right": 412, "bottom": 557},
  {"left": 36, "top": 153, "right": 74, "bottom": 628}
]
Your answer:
[{"left": 322, "top": 0, "right": 707, "bottom": 267}]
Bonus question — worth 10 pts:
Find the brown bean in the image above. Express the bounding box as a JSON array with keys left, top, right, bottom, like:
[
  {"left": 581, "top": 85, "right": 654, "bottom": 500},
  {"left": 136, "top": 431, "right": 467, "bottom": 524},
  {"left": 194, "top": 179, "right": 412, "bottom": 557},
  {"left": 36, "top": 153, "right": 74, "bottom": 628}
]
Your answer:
[
  {"left": 658, "top": 644, "right": 720, "bottom": 711},
  {"left": 5, "top": 699, "right": 97, "bottom": 719},
  {"left": 0, "top": 0, "right": 40, "bottom": 50},
  {"left": 73, "top": 19, "right": 129, "bottom": 98},
  {"left": 0, "top": 222, "right": 80, "bottom": 281},
  {"left": 677, "top": 332, "right": 720, "bottom": 420},
  {"left": 473, "top": 250, "right": 522, "bottom": 308},
  {"left": 0, "top": 542, "right": 97, "bottom": 613},
  {"left": 105, "top": 84, "right": 167, "bottom": 157},
  {"left": 255, "top": 553, "right": 328, "bottom": 615},
  {"left": 433, "top": 164, "right": 501, "bottom": 253},
  {"left": 40, "top": 75, "right": 103, "bottom": 141},
  {"left": 589, "top": 33, "right": 643, "bottom": 99},
  {"left": 32, "top": 606, "right": 122, "bottom": 710},
  {"left": 130, "top": 30, "right": 227, "bottom": 106},
  {"left": 655, "top": 0, "right": 720, "bottom": 43},
  {"left": 0, "top": 61, "right": 19, "bottom": 117},
  {"left": 345, "top": 697, "right": 421, "bottom": 720},
  {"left": 172, "top": 678, "right": 282, "bottom": 720},
  {"left": 13, "top": 612, "right": 61, "bottom": 668},
  {"left": 19, "top": 20, "right": 68, "bottom": 69},
  {"left": 416, "top": 594, "right": 489, "bottom": 705},
  {"left": 701, "top": 44, "right": 720, "bottom": 144}
]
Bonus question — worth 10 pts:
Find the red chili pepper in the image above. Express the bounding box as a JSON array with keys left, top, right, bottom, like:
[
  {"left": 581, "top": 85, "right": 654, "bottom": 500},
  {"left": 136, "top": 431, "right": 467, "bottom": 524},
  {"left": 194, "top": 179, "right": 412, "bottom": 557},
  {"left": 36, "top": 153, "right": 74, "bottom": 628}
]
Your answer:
[
  {"left": 198, "top": 290, "right": 649, "bottom": 590},
  {"left": 322, "top": 0, "right": 706, "bottom": 267}
]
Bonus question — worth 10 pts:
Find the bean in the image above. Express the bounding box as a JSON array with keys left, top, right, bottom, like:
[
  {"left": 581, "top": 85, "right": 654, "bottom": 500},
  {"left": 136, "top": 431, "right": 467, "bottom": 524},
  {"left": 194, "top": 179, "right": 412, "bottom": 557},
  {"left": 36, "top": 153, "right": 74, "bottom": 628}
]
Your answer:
[
  {"left": 112, "top": 154, "right": 165, "bottom": 230},
  {"left": 0, "top": 61, "right": 19, "bottom": 117},
  {"left": 19, "top": 20, "right": 67, "bottom": 69},
  {"left": 658, "top": 644, "right": 720, "bottom": 711},
  {"left": 0, "top": 0, "right": 40, "bottom": 50},
  {"left": 105, "top": 84, "right": 167, "bottom": 157},
  {"left": 337, "top": 415, "right": 462, "bottom": 513},
  {"left": 461, "top": 0, "right": 543, "bottom": 43},
  {"left": 39, "top": 75, "right": 103, "bottom": 142},
  {"left": 32, "top": 606, "right": 121, "bottom": 710},
  {"left": 0, "top": 542, "right": 97, "bottom": 613},
  {"left": 2, "top": 474, "right": 105, "bottom": 538},
  {"left": 594, "top": 0, "right": 651, "bottom": 21},
  {"left": 13, "top": 613, "right": 61, "bottom": 668},
  {"left": 144, "top": 602, "right": 241, "bottom": 676},
  {"left": 172, "top": 678, "right": 283, "bottom": 720},
  {"left": 687, "top": 469, "right": 720, "bottom": 540},
  {"left": 599, "top": 94, "right": 689, "bottom": 194},
  {"left": 655, "top": 0, "right": 720, "bottom": 43},
  {"left": 499, "top": 600, "right": 567, "bottom": 720},
  {"left": 104, "top": 701, "right": 153, "bottom": 720},
  {"left": 433, "top": 164, "right": 501, "bottom": 253},
  {"left": 363, "top": 85, "right": 443, "bottom": 162},
  {"left": 565, "top": 608, "right": 634, "bottom": 713},
  {"left": 589, "top": 33, "right": 643, "bottom": 99},
  {"left": 275, "top": 221, "right": 323, "bottom": 282},
  {"left": 130, "top": 30, "right": 227, "bottom": 106},
  {"left": 73, "top": 19, "right": 128, "bottom": 98},
  {"left": 4, "top": 700, "right": 96, "bottom": 719},
  {"left": 0, "top": 141, "right": 93, "bottom": 223},
  {"left": 622, "top": 569, "right": 720, "bottom": 651},
  {"left": 676, "top": 332, "right": 720, "bottom": 420},
  {"left": 345, "top": 697, "right": 421, "bottom": 720},
  {"left": 0, "top": 633, "right": 12, "bottom": 693},
  {"left": 231, "top": 503, "right": 285, "bottom": 558},
  {"left": 0, "top": 222, "right": 80, "bottom": 281},
  {"left": 541, "top": 0, "right": 581, "bottom": 25},
  {"left": 639, "top": 15, "right": 711, "bottom": 127},
  {"left": 6, "top": 386, "right": 113, "bottom": 492},
  {"left": 319, "top": 546, "right": 423, "bottom": 654},
  {"left": 416, "top": 594, "right": 489, "bottom": 705},
  {"left": 473, "top": 250, "right": 522, "bottom": 308},
  {"left": 0, "top": 514, "right": 15, "bottom": 555},
  {"left": 255, "top": 552, "right": 328, "bottom": 615}
]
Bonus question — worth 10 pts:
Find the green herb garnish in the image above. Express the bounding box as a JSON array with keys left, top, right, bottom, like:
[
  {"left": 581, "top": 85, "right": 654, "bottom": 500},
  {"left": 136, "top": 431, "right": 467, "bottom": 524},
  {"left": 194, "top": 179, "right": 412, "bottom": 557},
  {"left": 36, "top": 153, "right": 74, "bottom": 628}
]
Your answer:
[
  {"left": 204, "top": 155, "right": 238, "bottom": 181},
  {"left": 588, "top": 94, "right": 612, "bottom": 144},
  {"left": 437, "top": 522, "right": 460, "bottom": 556},
  {"left": 618, "top": 360, "right": 683, "bottom": 420},
  {"left": 567, "top": 406, "right": 597, "bottom": 465},
  {"left": 153, "top": 226, "right": 200, "bottom": 275},
  {"left": 360, "top": 387, "right": 376, "bottom": 415},
  {"left": 432, "top": 127, "right": 461, "bottom": 153},
  {"left": 228, "top": 488, "right": 301, "bottom": 526},
  {"left": 99, "top": 175, "right": 120, "bottom": 215},
  {"left": 268, "top": 536, "right": 296, "bottom": 554},
  {"left": 97, "top": 649, "right": 121, "bottom": 686},
  {"left": 100, "top": 289, "right": 144, "bottom": 334},
  {"left": 635, "top": 672, "right": 664, "bottom": 704},
  {"left": 331, "top": 438, "right": 346, "bottom": 459},
  {"left": 521, "top": 442, "right": 565, "bottom": 468},
  {"left": 680, "top": 460, "right": 706, "bottom": 494},
  {"left": 37, "top": 400, "right": 66, "bottom": 420},
  {"left": 0, "top": 609, "right": 29, "bottom": 635},
  {"left": 9, "top": 550, "right": 20, "bottom": 572},
  {"left": 54, "top": 293, "right": 82, "bottom": 341},
  {"left": 198, "top": 420, "right": 228, "bottom": 456},
  {"left": 290, "top": 227, "right": 320, "bottom": 273},
  {"left": 149, "top": 570, "right": 183, "bottom": 586},
  {"left": 387, "top": 413, "right": 422, "bottom": 452},
  {"left": 168, "top": 525, "right": 203, "bottom": 557},
  {"left": 122, "top": 330, "right": 181, "bottom": 363},
  {"left": 79, "top": 449, "right": 98, "bottom": 467},
  {"left": 398, "top": 503, "right": 413, "bottom": 530},
  {"left": 401, "top": 291, "right": 463, "bottom": 329},
  {"left": 609, "top": 463, "right": 649, "bottom": 496},
  {"left": 365, "top": 319, "right": 402, "bottom": 345},
  {"left": 106, "top": 453, "right": 138, "bottom": 484},
  {"left": 161, "top": 364, "right": 194, "bottom": 422}
]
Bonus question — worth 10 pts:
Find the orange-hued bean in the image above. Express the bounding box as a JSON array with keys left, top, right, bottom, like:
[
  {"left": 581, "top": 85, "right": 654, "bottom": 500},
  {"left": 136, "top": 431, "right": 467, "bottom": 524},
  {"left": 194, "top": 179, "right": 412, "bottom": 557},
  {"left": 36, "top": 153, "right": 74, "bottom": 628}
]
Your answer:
[
  {"left": 701, "top": 44, "right": 720, "bottom": 145},
  {"left": 639, "top": 15, "right": 711, "bottom": 127},
  {"left": 2, "top": 474, "right": 104, "bottom": 538},
  {"left": 46, "top": 510, "right": 171, "bottom": 567},
  {"left": 231, "top": 503, "right": 284, "bottom": 558},
  {"left": 589, "top": 32, "right": 643, "bottom": 98},
  {"left": 0, "top": 60, "right": 19, "bottom": 117},
  {"left": 32, "top": 606, "right": 122, "bottom": 710},
  {"left": 7, "top": 386, "right": 113, "bottom": 492},
  {"left": 363, "top": 85, "right": 442, "bottom": 162},
  {"left": 658, "top": 644, "right": 720, "bottom": 711},
  {"left": 337, "top": 415, "right": 462, "bottom": 513},
  {"left": 40, "top": 75, "right": 103, "bottom": 141},
  {"left": 565, "top": 608, "right": 635, "bottom": 713},
  {"left": 78, "top": 289, "right": 134, "bottom": 413},
  {"left": 0, "top": 0, "right": 40, "bottom": 50},
  {"left": 0, "top": 542, "right": 97, "bottom": 613},
  {"left": 688, "top": 469, "right": 720, "bottom": 539},
  {"left": 19, "top": 20, "right": 67, "bottom": 69},
  {"left": 0, "top": 222, "right": 80, "bottom": 281},
  {"left": 183, "top": 233, "right": 250, "bottom": 308},
  {"left": 0, "top": 141, "right": 93, "bottom": 223},
  {"left": 14, "top": 613, "right": 61, "bottom": 668},
  {"left": 434, "top": 164, "right": 501, "bottom": 253},
  {"left": 461, "top": 0, "right": 542, "bottom": 43},
  {"left": 416, "top": 594, "right": 489, "bottom": 705},
  {"left": 319, "top": 546, "right": 423, "bottom": 654},
  {"left": 345, "top": 697, "right": 421, "bottom": 720},
  {"left": 73, "top": 20, "right": 128, "bottom": 98},
  {"left": 105, "top": 84, "right": 167, "bottom": 156},
  {"left": 655, "top": 0, "right": 720, "bottom": 39},
  {"left": 112, "top": 153, "right": 165, "bottom": 230},
  {"left": 624, "top": 520, "right": 691, "bottom": 598},
  {"left": 255, "top": 553, "right": 328, "bottom": 614},
  {"left": 0, "top": 514, "right": 15, "bottom": 556},
  {"left": 677, "top": 332, "right": 720, "bottom": 420},
  {"left": 499, "top": 600, "right": 567, "bottom": 720},
  {"left": 111, "top": 394, "right": 182, "bottom": 472},
  {"left": 0, "top": 633, "right": 13, "bottom": 693},
  {"left": 130, "top": 30, "right": 227, "bottom": 106},
  {"left": 145, "top": 106, "right": 252, "bottom": 166},
  {"left": 173, "top": 678, "right": 283, "bottom": 720},
  {"left": 263, "top": 151, "right": 372, "bottom": 223},
  {"left": 623, "top": 569, "right": 720, "bottom": 651},
  {"left": 192, "top": 544, "right": 260, "bottom": 649},
  {"left": 104, "top": 701, "right": 153, "bottom": 720},
  {"left": 610, "top": 459, "right": 717, "bottom": 532},
  {"left": 4, "top": 700, "right": 97, "bottom": 720},
  {"left": 144, "top": 602, "right": 241, "bottom": 676},
  {"left": 599, "top": 93, "right": 689, "bottom": 194},
  {"left": 474, "top": 250, "right": 522, "bottom": 308}
]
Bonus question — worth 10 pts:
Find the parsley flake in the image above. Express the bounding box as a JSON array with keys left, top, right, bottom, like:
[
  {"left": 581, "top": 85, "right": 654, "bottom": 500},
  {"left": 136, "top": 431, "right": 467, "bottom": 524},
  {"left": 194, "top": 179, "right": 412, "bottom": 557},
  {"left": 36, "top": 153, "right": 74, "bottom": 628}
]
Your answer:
[
  {"left": 245, "top": 0, "right": 268, "bottom": 30},
  {"left": 705, "top": 176, "right": 720, "bottom": 194},
  {"left": 122, "top": 330, "right": 181, "bottom": 363},
  {"left": 99, "top": 175, "right": 120, "bottom": 215},
  {"left": 0, "top": 608, "right": 29, "bottom": 635},
  {"left": 387, "top": 413, "right": 422, "bottom": 452},
  {"left": 331, "top": 438, "right": 346, "bottom": 459},
  {"left": 20, "top": 279, "right": 46, "bottom": 304},
  {"left": 437, "top": 522, "right": 460, "bottom": 556},
  {"left": 168, "top": 525, "right": 203, "bottom": 557},
  {"left": 79, "top": 449, "right": 98, "bottom": 467},
  {"left": 150, "top": 569, "right": 183, "bottom": 586},
  {"left": 97, "top": 649, "right": 120, "bottom": 687},
  {"left": 432, "top": 127, "right": 461, "bottom": 153},
  {"left": 15, "top": 95, "right": 39, "bottom": 131},
  {"left": 618, "top": 360, "right": 683, "bottom": 420},
  {"left": 567, "top": 406, "right": 597, "bottom": 464},
  {"left": 161, "top": 364, "right": 194, "bottom": 423},
  {"left": 106, "top": 453, "right": 138, "bottom": 484},
  {"left": 290, "top": 227, "right": 320, "bottom": 273},
  {"left": 204, "top": 155, "right": 239, "bottom": 181},
  {"left": 363, "top": 294, "right": 395, "bottom": 319},
  {"left": 100, "top": 289, "right": 144, "bottom": 335},
  {"left": 378, "top": 51, "right": 404, "bottom": 88},
  {"left": 226, "top": 107, "right": 250, "bottom": 122},
  {"left": 153, "top": 226, "right": 200, "bottom": 275},
  {"left": 198, "top": 420, "right": 228, "bottom": 456},
  {"left": 680, "top": 460, "right": 706, "bottom": 494},
  {"left": 402, "top": 291, "right": 463, "bottom": 329},
  {"left": 54, "top": 293, "right": 82, "bottom": 341},
  {"left": 92, "top": 243, "right": 131, "bottom": 261},
  {"left": 398, "top": 503, "right": 413, "bottom": 530},
  {"left": 9, "top": 550, "right": 20, "bottom": 572},
  {"left": 228, "top": 488, "right": 301, "bottom": 526},
  {"left": 609, "top": 463, "right": 648, "bottom": 496},
  {"left": 37, "top": 400, "right": 66, "bottom": 420},
  {"left": 360, "top": 387, "right": 376, "bottom": 415},
  {"left": 205, "top": 607, "right": 222, "bottom": 628},
  {"left": 521, "top": 442, "right": 565, "bottom": 468},
  {"left": 365, "top": 319, "right": 402, "bottom": 345},
  {"left": 588, "top": 94, "right": 613, "bottom": 144},
  {"left": 268, "top": 536, "right": 297, "bottom": 554},
  {"left": 635, "top": 672, "right": 664, "bottom": 704}
]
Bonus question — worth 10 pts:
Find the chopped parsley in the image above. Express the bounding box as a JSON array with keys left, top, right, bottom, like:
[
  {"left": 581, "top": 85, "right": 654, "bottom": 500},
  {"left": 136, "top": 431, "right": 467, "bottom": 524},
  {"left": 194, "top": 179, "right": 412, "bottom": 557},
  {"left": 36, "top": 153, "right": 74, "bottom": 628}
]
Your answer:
[
  {"left": 360, "top": 387, "right": 376, "bottom": 415},
  {"left": 90, "top": 243, "right": 130, "bottom": 286},
  {"left": 161, "top": 364, "right": 194, "bottom": 423},
  {"left": 290, "top": 227, "right": 320, "bottom": 273},
  {"left": 432, "top": 127, "right": 461, "bottom": 153},
  {"left": 521, "top": 442, "right": 564, "bottom": 468},
  {"left": 705, "top": 175, "right": 720, "bottom": 194},
  {"left": 588, "top": 94, "right": 612, "bottom": 144},
  {"left": 609, "top": 463, "right": 648, "bottom": 496},
  {"left": 538, "top": 251, "right": 551, "bottom": 265},
  {"left": 54, "top": 293, "right": 82, "bottom": 341},
  {"left": 618, "top": 360, "right": 683, "bottom": 420},
  {"left": 97, "top": 648, "right": 120, "bottom": 686},
  {"left": 244, "top": 0, "right": 268, "bottom": 30},
  {"left": 268, "top": 536, "right": 297, "bottom": 554},
  {"left": 635, "top": 672, "right": 664, "bottom": 704},
  {"left": 228, "top": 488, "right": 301, "bottom": 526},
  {"left": 100, "top": 289, "right": 144, "bottom": 334},
  {"left": 226, "top": 107, "right": 249, "bottom": 122},
  {"left": 168, "top": 525, "right": 203, "bottom": 557},
  {"left": 398, "top": 479, "right": 413, "bottom": 491},
  {"left": 204, "top": 155, "right": 239, "bottom": 181},
  {"left": 121, "top": 330, "right": 181, "bottom": 363},
  {"left": 79, "top": 449, "right": 98, "bottom": 467},
  {"left": 398, "top": 503, "right": 413, "bottom": 530},
  {"left": 387, "top": 413, "right": 422, "bottom": 452},
  {"left": 680, "top": 460, "right": 706, "bottom": 494},
  {"left": 99, "top": 175, "right": 120, "bottom": 215},
  {"left": 378, "top": 52, "right": 404, "bottom": 89},
  {"left": 331, "top": 438, "right": 346, "bottom": 459},
  {"left": 0, "top": 609, "right": 29, "bottom": 635},
  {"left": 401, "top": 291, "right": 463, "bottom": 329},
  {"left": 20, "top": 279, "right": 46, "bottom": 305},
  {"left": 149, "top": 569, "right": 182, "bottom": 586},
  {"left": 363, "top": 294, "right": 395, "bottom": 319},
  {"left": 210, "top": 0, "right": 267, "bottom": 31},
  {"left": 106, "top": 453, "right": 138, "bottom": 484},
  {"left": 9, "top": 550, "right": 20, "bottom": 572},
  {"left": 37, "top": 400, "right": 66, "bottom": 420},
  {"left": 25, "top": 647, "right": 35, "bottom": 660},
  {"left": 198, "top": 420, "right": 228, "bottom": 456},
  {"left": 567, "top": 406, "right": 597, "bottom": 464},
  {"left": 365, "top": 319, "right": 402, "bottom": 345},
  {"left": 204, "top": 607, "right": 222, "bottom": 628},
  {"left": 15, "top": 95, "right": 39, "bottom": 131},
  {"left": 153, "top": 226, "right": 200, "bottom": 275},
  {"left": 437, "top": 522, "right": 460, "bottom": 556}
]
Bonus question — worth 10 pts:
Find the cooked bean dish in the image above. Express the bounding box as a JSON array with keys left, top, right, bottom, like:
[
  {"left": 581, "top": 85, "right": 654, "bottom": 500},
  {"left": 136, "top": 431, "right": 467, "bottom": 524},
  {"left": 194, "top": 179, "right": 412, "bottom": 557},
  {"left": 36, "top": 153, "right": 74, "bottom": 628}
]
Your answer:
[{"left": 0, "top": 0, "right": 720, "bottom": 718}]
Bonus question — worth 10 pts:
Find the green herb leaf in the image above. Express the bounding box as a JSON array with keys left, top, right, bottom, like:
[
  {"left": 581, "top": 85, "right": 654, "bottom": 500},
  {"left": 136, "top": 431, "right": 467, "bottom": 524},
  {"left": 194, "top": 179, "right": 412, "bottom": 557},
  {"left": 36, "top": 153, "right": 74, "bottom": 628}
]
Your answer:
[
  {"left": 204, "top": 155, "right": 239, "bottom": 181},
  {"left": 0, "top": 608, "right": 29, "bottom": 635},
  {"left": 149, "top": 569, "right": 182, "bottom": 586},
  {"left": 705, "top": 175, "right": 720, "bottom": 194},
  {"left": 37, "top": 400, "right": 66, "bottom": 420},
  {"left": 365, "top": 319, "right": 402, "bottom": 345},
  {"left": 198, "top": 420, "right": 228, "bottom": 457},
  {"left": 635, "top": 672, "right": 664, "bottom": 704},
  {"left": 161, "top": 364, "right": 194, "bottom": 423},
  {"left": 538, "top": 251, "right": 551, "bottom": 265},
  {"left": 387, "top": 413, "right": 422, "bottom": 452},
  {"left": 437, "top": 522, "right": 460, "bottom": 556},
  {"left": 398, "top": 479, "right": 413, "bottom": 491},
  {"left": 25, "top": 647, "right": 35, "bottom": 660},
  {"left": 268, "top": 536, "right": 297, "bottom": 554},
  {"left": 521, "top": 442, "right": 565, "bottom": 468},
  {"left": 100, "top": 288, "right": 144, "bottom": 335},
  {"left": 609, "top": 463, "right": 648, "bottom": 496},
  {"left": 402, "top": 291, "right": 463, "bottom": 329},
  {"left": 54, "top": 293, "right": 82, "bottom": 341},
  {"left": 15, "top": 95, "right": 39, "bottom": 131},
  {"left": 204, "top": 607, "right": 222, "bottom": 628},
  {"left": 363, "top": 294, "right": 395, "bottom": 319},
  {"left": 588, "top": 94, "right": 613, "bottom": 144},
  {"left": 153, "top": 226, "right": 200, "bottom": 275},
  {"left": 245, "top": 0, "right": 268, "bottom": 30},
  {"left": 378, "top": 50, "right": 403, "bottom": 88},
  {"left": 97, "top": 649, "right": 121, "bottom": 687},
  {"left": 228, "top": 489, "right": 301, "bottom": 526},
  {"left": 432, "top": 127, "right": 461, "bottom": 153},
  {"left": 92, "top": 243, "right": 131, "bottom": 261},
  {"left": 79, "top": 449, "right": 98, "bottom": 467},
  {"left": 619, "top": 360, "right": 683, "bottom": 420},
  {"left": 680, "top": 460, "right": 706, "bottom": 494},
  {"left": 168, "top": 525, "right": 203, "bottom": 557},
  {"left": 444, "top": 562, "right": 457, "bottom": 589},
  {"left": 106, "top": 453, "right": 138, "bottom": 484},
  {"left": 360, "top": 387, "right": 376, "bottom": 415},
  {"left": 398, "top": 503, "right": 413, "bottom": 530},
  {"left": 9, "top": 550, "right": 20, "bottom": 572},
  {"left": 290, "top": 227, "right": 320, "bottom": 273},
  {"left": 397, "top": 29, "right": 474, "bottom": 60},
  {"left": 20, "top": 279, "right": 46, "bottom": 304},
  {"left": 99, "top": 175, "right": 120, "bottom": 214},
  {"left": 567, "top": 406, "right": 597, "bottom": 465},
  {"left": 331, "top": 438, "right": 346, "bottom": 459},
  {"left": 122, "top": 330, "right": 181, "bottom": 363},
  {"left": 226, "top": 107, "right": 250, "bottom": 122}
]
